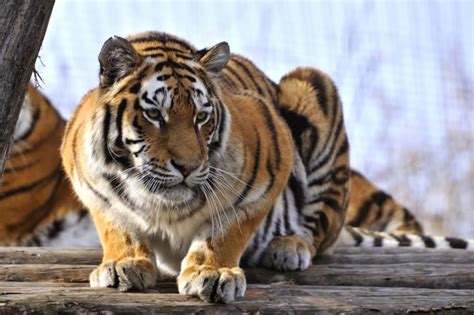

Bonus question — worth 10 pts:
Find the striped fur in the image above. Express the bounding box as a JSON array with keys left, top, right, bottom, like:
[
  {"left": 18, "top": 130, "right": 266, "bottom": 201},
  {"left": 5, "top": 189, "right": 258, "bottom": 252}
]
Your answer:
[
  {"left": 61, "top": 31, "right": 472, "bottom": 303},
  {"left": 347, "top": 170, "right": 423, "bottom": 235},
  {"left": 61, "top": 32, "right": 294, "bottom": 302},
  {"left": 217, "top": 52, "right": 473, "bottom": 254},
  {"left": 0, "top": 84, "right": 99, "bottom": 247}
]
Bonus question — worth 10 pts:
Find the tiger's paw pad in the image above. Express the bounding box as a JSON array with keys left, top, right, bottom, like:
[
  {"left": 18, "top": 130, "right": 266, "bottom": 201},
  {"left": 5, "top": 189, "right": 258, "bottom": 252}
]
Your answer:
[
  {"left": 178, "top": 265, "right": 246, "bottom": 303},
  {"left": 89, "top": 258, "right": 157, "bottom": 292},
  {"left": 262, "top": 235, "right": 313, "bottom": 271}
]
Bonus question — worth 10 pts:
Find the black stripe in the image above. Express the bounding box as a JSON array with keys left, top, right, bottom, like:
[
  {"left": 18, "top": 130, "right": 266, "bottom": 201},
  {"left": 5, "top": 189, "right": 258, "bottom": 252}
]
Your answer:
[
  {"left": 209, "top": 102, "right": 227, "bottom": 154},
  {"left": 390, "top": 233, "right": 412, "bottom": 247},
  {"left": 331, "top": 165, "right": 350, "bottom": 185},
  {"left": 307, "top": 196, "right": 343, "bottom": 214},
  {"left": 232, "top": 58, "right": 264, "bottom": 95},
  {"left": 256, "top": 97, "right": 281, "bottom": 170},
  {"left": 308, "top": 71, "right": 329, "bottom": 116},
  {"left": 143, "top": 46, "right": 192, "bottom": 56},
  {"left": 236, "top": 131, "right": 261, "bottom": 205},
  {"left": 279, "top": 107, "right": 318, "bottom": 166},
  {"left": 282, "top": 190, "right": 294, "bottom": 234},
  {"left": 129, "top": 34, "right": 194, "bottom": 52},
  {"left": 102, "top": 104, "right": 114, "bottom": 164},
  {"left": 125, "top": 137, "right": 144, "bottom": 145},
  {"left": 0, "top": 166, "right": 61, "bottom": 200},
  {"left": 223, "top": 65, "right": 249, "bottom": 89},
  {"left": 261, "top": 161, "right": 275, "bottom": 196},
  {"left": 253, "top": 67, "right": 278, "bottom": 104},
  {"left": 347, "top": 227, "right": 363, "bottom": 246},
  {"left": 129, "top": 82, "right": 141, "bottom": 94},
  {"left": 2, "top": 159, "right": 37, "bottom": 174},
  {"left": 274, "top": 215, "right": 282, "bottom": 236},
  {"left": 445, "top": 237, "right": 468, "bottom": 249},
  {"left": 308, "top": 115, "right": 344, "bottom": 173},
  {"left": 6, "top": 172, "right": 63, "bottom": 242},
  {"left": 175, "top": 73, "right": 197, "bottom": 82},
  {"left": 103, "top": 173, "right": 136, "bottom": 210},
  {"left": 288, "top": 174, "right": 305, "bottom": 211},
  {"left": 420, "top": 235, "right": 436, "bottom": 248},
  {"left": 144, "top": 53, "right": 166, "bottom": 59},
  {"left": 175, "top": 52, "right": 194, "bottom": 60},
  {"left": 373, "top": 236, "right": 383, "bottom": 247},
  {"left": 347, "top": 191, "right": 390, "bottom": 227},
  {"left": 114, "top": 100, "right": 133, "bottom": 169},
  {"left": 132, "top": 115, "right": 144, "bottom": 135},
  {"left": 155, "top": 60, "right": 195, "bottom": 74},
  {"left": 308, "top": 171, "right": 332, "bottom": 187},
  {"left": 115, "top": 100, "right": 127, "bottom": 149},
  {"left": 303, "top": 212, "right": 329, "bottom": 234}
]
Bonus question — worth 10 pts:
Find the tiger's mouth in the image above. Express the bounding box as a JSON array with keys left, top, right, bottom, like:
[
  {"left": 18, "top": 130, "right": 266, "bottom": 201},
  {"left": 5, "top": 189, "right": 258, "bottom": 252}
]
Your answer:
[{"left": 140, "top": 173, "right": 200, "bottom": 205}]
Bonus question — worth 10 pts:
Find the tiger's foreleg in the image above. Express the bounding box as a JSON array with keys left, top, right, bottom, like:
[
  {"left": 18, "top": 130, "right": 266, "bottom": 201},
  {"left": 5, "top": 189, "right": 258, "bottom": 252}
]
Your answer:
[
  {"left": 177, "top": 203, "right": 271, "bottom": 303},
  {"left": 88, "top": 209, "right": 157, "bottom": 291}
]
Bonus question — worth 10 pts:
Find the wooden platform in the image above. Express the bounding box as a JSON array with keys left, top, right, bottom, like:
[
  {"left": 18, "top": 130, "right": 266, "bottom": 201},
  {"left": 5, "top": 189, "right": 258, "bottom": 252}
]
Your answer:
[{"left": 0, "top": 247, "right": 472, "bottom": 314}]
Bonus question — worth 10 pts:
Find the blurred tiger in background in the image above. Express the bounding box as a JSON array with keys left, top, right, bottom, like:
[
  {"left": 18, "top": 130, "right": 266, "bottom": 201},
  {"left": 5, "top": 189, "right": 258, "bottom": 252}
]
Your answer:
[{"left": 0, "top": 84, "right": 99, "bottom": 247}]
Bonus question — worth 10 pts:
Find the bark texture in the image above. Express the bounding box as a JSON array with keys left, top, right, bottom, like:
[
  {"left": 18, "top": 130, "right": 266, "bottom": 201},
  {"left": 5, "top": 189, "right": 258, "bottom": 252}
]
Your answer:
[{"left": 0, "top": 0, "right": 55, "bottom": 176}]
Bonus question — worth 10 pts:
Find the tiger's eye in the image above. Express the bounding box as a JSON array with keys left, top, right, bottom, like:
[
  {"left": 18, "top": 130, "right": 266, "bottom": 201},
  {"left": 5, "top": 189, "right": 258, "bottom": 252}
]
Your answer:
[
  {"left": 146, "top": 108, "right": 161, "bottom": 119},
  {"left": 196, "top": 112, "right": 208, "bottom": 123}
]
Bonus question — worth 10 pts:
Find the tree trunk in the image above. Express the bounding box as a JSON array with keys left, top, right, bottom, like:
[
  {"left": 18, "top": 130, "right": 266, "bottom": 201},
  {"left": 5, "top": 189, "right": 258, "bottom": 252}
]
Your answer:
[{"left": 0, "top": 0, "right": 55, "bottom": 177}]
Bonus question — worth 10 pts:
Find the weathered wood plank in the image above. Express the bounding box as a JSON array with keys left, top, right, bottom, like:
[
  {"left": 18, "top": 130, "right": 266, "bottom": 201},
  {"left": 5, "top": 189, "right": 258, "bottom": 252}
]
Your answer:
[
  {"left": 335, "top": 246, "right": 474, "bottom": 255},
  {"left": 0, "top": 0, "right": 54, "bottom": 175},
  {"left": 1, "top": 247, "right": 473, "bottom": 265},
  {"left": 314, "top": 252, "right": 474, "bottom": 264},
  {"left": 0, "top": 283, "right": 472, "bottom": 314},
  {"left": 0, "top": 247, "right": 101, "bottom": 265},
  {"left": 1, "top": 262, "right": 472, "bottom": 289}
]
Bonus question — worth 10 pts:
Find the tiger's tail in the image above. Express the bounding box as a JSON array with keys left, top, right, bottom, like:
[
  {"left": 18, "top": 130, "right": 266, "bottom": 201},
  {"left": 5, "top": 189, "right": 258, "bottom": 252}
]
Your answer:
[{"left": 338, "top": 225, "right": 474, "bottom": 251}]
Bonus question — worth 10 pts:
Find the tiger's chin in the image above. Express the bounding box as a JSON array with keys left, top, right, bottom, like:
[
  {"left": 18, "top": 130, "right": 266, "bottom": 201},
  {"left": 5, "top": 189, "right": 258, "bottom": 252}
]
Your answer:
[{"left": 142, "top": 180, "right": 198, "bottom": 207}]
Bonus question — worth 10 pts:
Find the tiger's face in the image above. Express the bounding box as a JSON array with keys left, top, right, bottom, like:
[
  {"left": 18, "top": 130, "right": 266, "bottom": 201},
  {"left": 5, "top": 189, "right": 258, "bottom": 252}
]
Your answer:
[
  {"left": 123, "top": 73, "right": 216, "bottom": 204},
  {"left": 99, "top": 35, "right": 230, "bottom": 206}
]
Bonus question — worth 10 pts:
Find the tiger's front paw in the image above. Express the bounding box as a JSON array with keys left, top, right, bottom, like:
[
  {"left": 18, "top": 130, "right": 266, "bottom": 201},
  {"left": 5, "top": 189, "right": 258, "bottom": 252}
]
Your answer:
[
  {"left": 261, "top": 235, "right": 314, "bottom": 271},
  {"left": 89, "top": 258, "right": 157, "bottom": 292},
  {"left": 178, "top": 265, "right": 246, "bottom": 303}
]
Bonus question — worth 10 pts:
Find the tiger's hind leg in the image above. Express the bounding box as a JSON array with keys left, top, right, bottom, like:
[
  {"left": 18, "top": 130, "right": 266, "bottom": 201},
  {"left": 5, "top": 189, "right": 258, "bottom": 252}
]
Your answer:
[
  {"left": 247, "top": 67, "right": 349, "bottom": 270},
  {"left": 277, "top": 67, "right": 350, "bottom": 257}
]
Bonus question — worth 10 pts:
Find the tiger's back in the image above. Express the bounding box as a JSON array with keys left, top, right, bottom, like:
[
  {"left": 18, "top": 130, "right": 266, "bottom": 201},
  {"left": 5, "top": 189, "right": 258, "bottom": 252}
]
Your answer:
[{"left": 0, "top": 84, "right": 99, "bottom": 247}]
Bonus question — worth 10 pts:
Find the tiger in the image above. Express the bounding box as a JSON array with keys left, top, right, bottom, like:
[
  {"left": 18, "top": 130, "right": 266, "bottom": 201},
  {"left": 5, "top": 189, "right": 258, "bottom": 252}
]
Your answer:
[
  {"left": 0, "top": 84, "right": 99, "bottom": 247},
  {"left": 61, "top": 31, "right": 472, "bottom": 304}
]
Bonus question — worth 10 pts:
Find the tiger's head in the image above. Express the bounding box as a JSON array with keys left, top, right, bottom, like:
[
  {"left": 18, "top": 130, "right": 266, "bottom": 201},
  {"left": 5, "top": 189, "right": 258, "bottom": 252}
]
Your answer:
[{"left": 96, "top": 33, "right": 231, "bottom": 206}]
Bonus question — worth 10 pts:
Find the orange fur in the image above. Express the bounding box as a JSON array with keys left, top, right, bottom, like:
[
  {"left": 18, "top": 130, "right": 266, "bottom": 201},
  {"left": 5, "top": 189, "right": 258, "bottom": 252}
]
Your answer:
[
  {"left": 0, "top": 84, "right": 86, "bottom": 246},
  {"left": 61, "top": 32, "right": 293, "bottom": 302}
]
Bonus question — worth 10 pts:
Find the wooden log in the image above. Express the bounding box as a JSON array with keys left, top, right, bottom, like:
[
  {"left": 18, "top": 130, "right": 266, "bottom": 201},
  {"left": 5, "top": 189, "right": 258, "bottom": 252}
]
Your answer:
[
  {"left": 0, "top": 262, "right": 472, "bottom": 289},
  {"left": 0, "top": 282, "right": 472, "bottom": 314},
  {"left": 1, "top": 247, "right": 473, "bottom": 265},
  {"left": 0, "top": 0, "right": 54, "bottom": 175}
]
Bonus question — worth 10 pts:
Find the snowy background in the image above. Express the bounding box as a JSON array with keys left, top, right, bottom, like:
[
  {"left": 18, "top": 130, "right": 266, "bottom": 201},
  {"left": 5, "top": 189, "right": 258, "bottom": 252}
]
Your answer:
[{"left": 35, "top": 0, "right": 473, "bottom": 237}]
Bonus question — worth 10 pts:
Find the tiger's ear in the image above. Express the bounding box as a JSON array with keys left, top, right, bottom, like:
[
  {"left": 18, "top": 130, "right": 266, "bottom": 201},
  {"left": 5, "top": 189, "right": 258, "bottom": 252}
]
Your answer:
[
  {"left": 98, "top": 36, "right": 142, "bottom": 88},
  {"left": 195, "top": 42, "right": 230, "bottom": 74}
]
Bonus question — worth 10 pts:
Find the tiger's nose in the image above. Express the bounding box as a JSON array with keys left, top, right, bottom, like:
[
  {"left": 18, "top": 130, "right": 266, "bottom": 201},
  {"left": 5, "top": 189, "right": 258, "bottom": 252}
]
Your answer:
[{"left": 171, "top": 160, "right": 199, "bottom": 177}]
